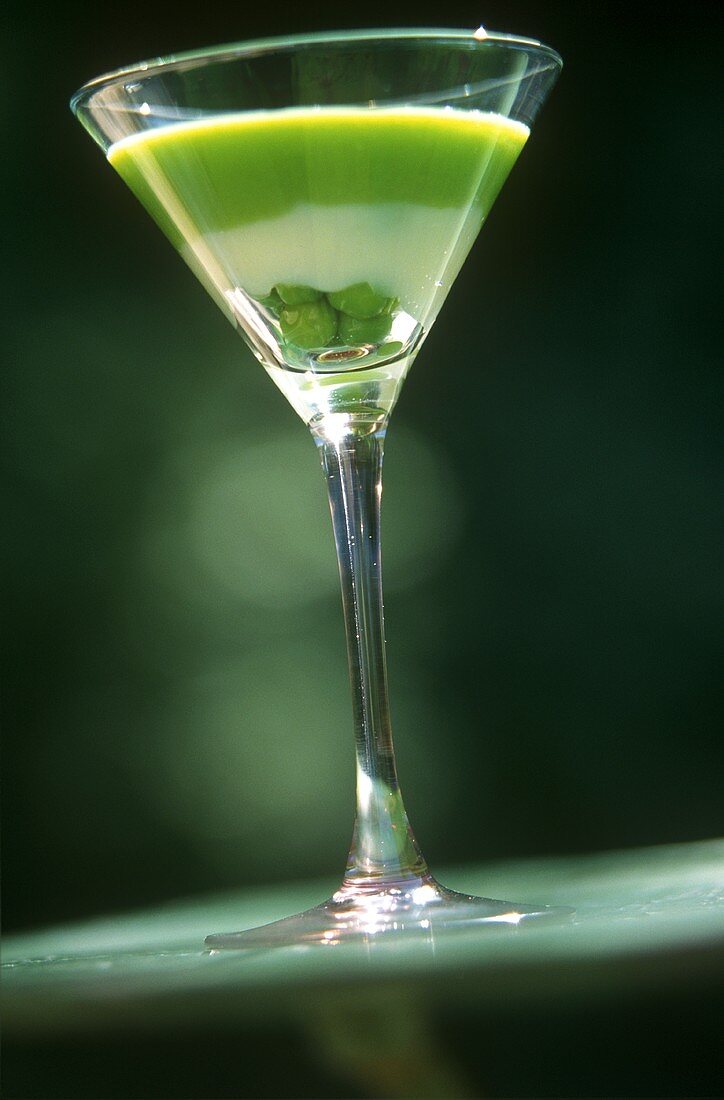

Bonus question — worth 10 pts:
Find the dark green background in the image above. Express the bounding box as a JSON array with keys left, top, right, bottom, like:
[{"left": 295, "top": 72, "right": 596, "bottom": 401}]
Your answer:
[{"left": 3, "top": 0, "right": 722, "bottom": 1096}]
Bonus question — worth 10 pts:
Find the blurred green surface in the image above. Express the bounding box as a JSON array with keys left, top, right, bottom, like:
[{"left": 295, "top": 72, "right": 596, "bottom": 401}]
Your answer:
[
  {"left": 3, "top": 842, "right": 723, "bottom": 1097},
  {"left": 4, "top": 840, "right": 723, "bottom": 1032}
]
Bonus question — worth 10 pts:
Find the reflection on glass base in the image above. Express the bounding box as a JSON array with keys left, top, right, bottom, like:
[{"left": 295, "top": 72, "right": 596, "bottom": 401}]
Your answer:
[{"left": 205, "top": 875, "right": 574, "bottom": 950}]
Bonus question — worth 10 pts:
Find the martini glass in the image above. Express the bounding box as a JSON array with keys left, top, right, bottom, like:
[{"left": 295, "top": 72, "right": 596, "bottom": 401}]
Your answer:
[{"left": 71, "top": 28, "right": 566, "bottom": 948}]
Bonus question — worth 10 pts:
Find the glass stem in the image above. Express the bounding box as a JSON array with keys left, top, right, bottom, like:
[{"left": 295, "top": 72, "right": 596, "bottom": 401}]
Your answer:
[{"left": 312, "top": 413, "right": 430, "bottom": 890}]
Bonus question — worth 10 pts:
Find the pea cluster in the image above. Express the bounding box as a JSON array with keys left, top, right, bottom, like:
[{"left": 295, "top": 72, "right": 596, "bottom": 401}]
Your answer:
[{"left": 260, "top": 282, "right": 397, "bottom": 351}]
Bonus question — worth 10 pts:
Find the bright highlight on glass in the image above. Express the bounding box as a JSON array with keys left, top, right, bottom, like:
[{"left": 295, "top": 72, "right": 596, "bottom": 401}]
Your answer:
[{"left": 71, "top": 28, "right": 569, "bottom": 948}]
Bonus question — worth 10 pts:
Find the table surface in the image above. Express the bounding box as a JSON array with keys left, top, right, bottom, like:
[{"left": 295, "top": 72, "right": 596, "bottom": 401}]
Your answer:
[{"left": 3, "top": 839, "right": 723, "bottom": 1036}]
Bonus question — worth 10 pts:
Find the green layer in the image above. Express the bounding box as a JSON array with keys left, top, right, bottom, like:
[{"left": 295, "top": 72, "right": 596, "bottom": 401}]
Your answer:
[{"left": 108, "top": 108, "right": 527, "bottom": 250}]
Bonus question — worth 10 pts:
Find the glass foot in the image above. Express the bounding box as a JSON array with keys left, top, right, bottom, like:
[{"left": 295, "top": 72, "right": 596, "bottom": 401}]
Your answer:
[{"left": 205, "top": 875, "right": 574, "bottom": 950}]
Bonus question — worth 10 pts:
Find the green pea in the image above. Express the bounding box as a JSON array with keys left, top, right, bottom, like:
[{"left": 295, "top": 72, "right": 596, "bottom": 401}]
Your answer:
[
  {"left": 327, "top": 283, "right": 394, "bottom": 320},
  {"left": 338, "top": 310, "right": 392, "bottom": 346},
  {"left": 280, "top": 299, "right": 338, "bottom": 349},
  {"left": 365, "top": 340, "right": 403, "bottom": 363},
  {"left": 275, "top": 283, "right": 322, "bottom": 306},
  {"left": 258, "top": 289, "right": 283, "bottom": 313}
]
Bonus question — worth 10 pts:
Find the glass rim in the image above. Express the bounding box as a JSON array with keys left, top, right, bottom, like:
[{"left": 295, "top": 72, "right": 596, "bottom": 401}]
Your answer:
[{"left": 70, "top": 26, "right": 563, "bottom": 115}]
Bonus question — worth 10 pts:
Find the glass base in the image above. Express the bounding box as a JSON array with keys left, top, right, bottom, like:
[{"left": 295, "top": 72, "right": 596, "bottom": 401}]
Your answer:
[{"left": 205, "top": 874, "right": 574, "bottom": 950}]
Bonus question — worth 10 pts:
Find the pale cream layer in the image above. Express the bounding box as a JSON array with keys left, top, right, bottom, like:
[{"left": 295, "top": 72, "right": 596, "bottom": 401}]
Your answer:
[{"left": 179, "top": 201, "right": 484, "bottom": 325}]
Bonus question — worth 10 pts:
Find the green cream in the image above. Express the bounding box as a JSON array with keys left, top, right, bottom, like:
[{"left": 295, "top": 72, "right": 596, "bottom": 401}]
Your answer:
[{"left": 109, "top": 107, "right": 528, "bottom": 251}]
